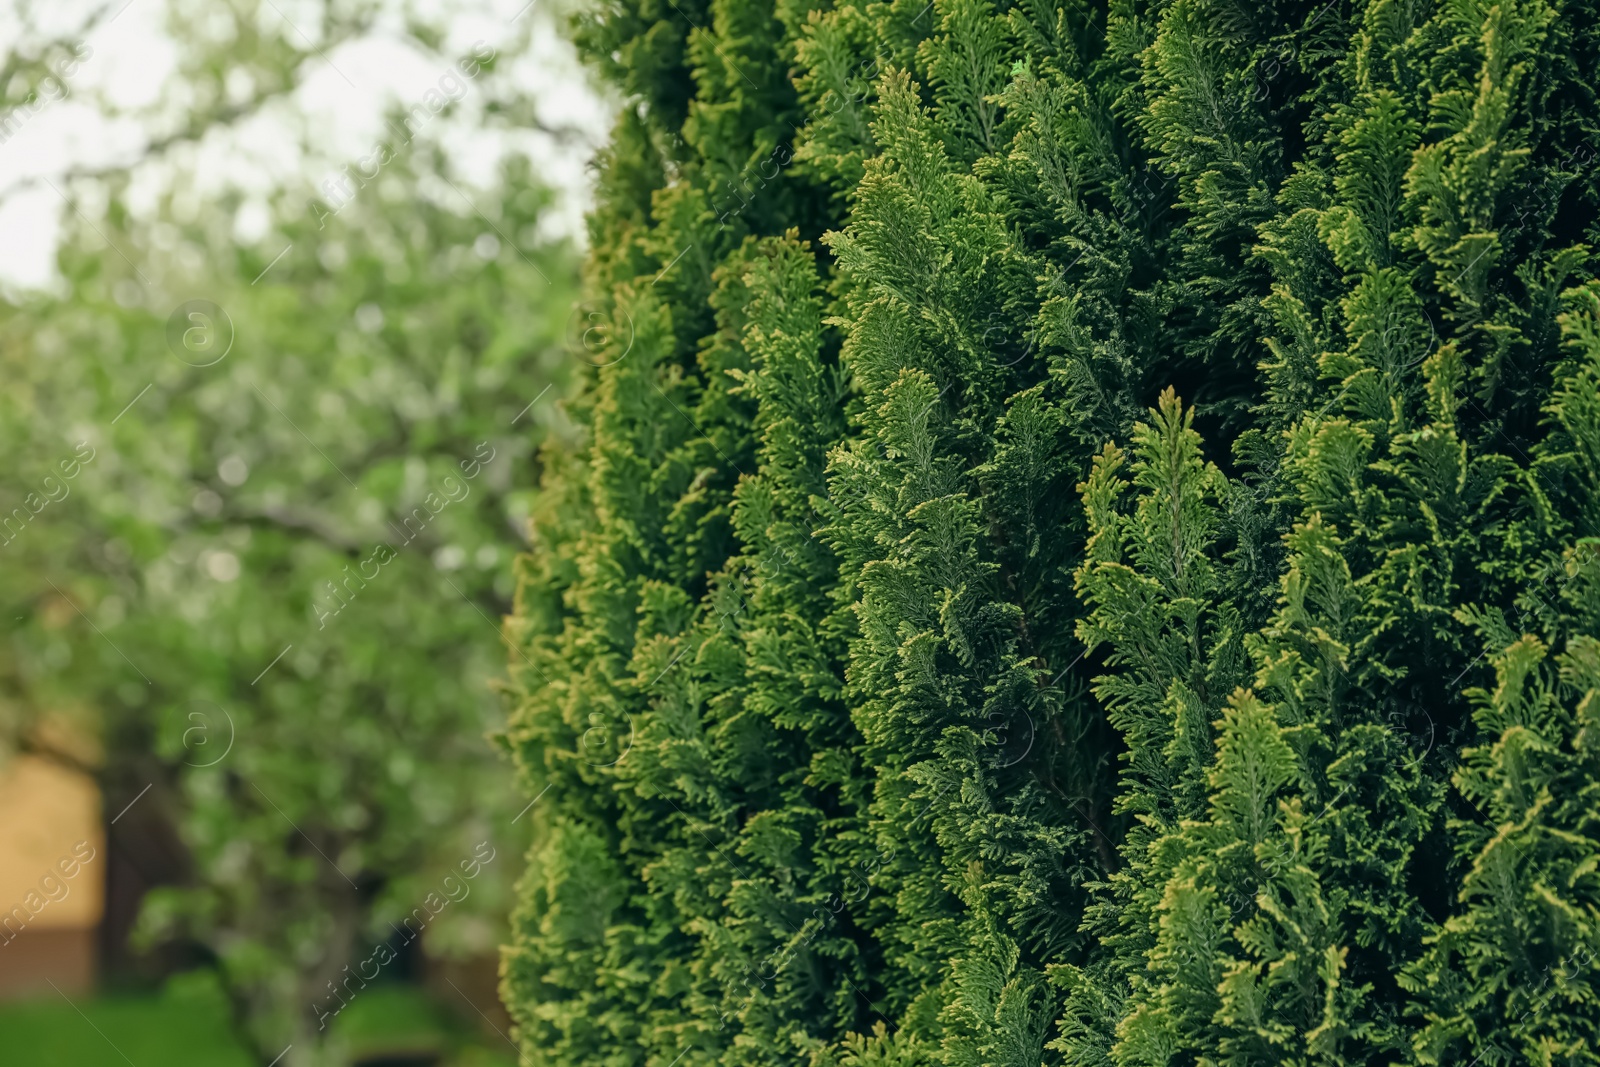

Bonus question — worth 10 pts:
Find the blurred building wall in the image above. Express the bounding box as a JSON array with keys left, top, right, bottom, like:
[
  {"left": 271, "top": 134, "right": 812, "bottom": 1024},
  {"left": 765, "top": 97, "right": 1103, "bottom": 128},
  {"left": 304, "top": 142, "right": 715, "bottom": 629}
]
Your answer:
[{"left": 0, "top": 755, "right": 104, "bottom": 998}]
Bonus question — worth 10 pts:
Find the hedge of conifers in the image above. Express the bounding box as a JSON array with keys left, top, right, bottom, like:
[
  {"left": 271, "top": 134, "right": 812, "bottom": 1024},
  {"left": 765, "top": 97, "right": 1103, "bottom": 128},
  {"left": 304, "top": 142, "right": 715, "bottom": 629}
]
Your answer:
[{"left": 499, "top": 0, "right": 1600, "bottom": 1063}]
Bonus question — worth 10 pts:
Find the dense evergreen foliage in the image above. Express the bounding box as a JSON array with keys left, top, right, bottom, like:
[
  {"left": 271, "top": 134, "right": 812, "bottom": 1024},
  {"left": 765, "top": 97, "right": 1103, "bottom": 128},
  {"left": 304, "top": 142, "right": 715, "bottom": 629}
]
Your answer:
[{"left": 501, "top": 0, "right": 1600, "bottom": 1063}]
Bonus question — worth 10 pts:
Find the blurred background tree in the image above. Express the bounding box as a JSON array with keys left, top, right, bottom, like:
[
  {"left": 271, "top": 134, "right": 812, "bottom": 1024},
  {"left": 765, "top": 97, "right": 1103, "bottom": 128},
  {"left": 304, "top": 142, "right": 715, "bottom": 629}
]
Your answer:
[{"left": 0, "top": 1, "right": 597, "bottom": 1064}]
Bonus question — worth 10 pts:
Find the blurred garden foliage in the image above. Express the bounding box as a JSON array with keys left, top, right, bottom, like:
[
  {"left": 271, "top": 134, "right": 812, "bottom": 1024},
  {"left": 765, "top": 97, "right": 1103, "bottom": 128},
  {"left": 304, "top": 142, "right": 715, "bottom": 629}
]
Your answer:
[
  {"left": 504, "top": 0, "right": 1600, "bottom": 1064},
  {"left": 0, "top": 0, "right": 584, "bottom": 1063}
]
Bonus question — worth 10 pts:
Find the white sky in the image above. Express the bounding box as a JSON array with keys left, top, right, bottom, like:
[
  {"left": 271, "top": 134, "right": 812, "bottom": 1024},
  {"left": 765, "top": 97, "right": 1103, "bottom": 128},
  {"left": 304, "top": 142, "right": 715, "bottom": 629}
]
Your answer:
[{"left": 0, "top": 0, "right": 607, "bottom": 292}]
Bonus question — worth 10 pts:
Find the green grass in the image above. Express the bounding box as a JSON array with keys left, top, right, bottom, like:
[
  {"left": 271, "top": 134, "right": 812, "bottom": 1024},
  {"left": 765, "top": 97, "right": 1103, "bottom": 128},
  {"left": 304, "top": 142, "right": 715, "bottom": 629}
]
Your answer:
[
  {"left": 0, "top": 973, "right": 252, "bottom": 1066},
  {"left": 324, "top": 983, "right": 520, "bottom": 1066},
  {"left": 0, "top": 974, "right": 520, "bottom": 1066}
]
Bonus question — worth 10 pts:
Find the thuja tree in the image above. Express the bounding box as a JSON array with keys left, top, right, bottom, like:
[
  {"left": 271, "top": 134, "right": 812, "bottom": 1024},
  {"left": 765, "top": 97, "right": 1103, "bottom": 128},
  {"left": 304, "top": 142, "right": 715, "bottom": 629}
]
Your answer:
[
  {"left": 498, "top": 0, "right": 875, "bottom": 1060},
  {"left": 504, "top": 0, "right": 1600, "bottom": 1064}
]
